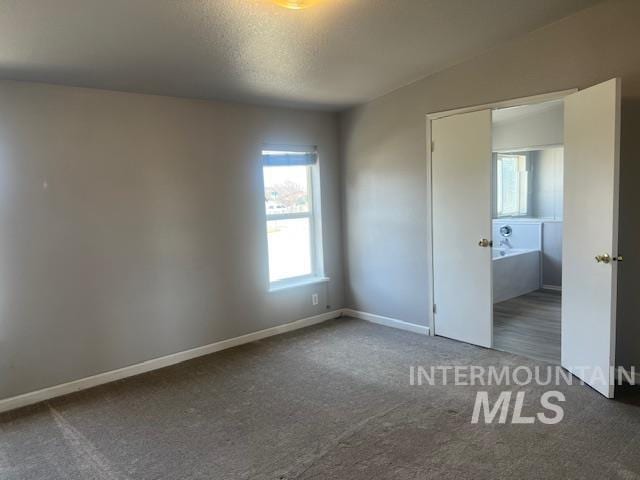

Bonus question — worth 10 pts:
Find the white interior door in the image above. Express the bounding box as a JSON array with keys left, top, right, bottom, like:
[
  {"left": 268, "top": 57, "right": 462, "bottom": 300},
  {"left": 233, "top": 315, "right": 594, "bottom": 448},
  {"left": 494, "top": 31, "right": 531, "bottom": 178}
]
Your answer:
[
  {"left": 432, "top": 109, "right": 493, "bottom": 348},
  {"left": 562, "top": 78, "right": 621, "bottom": 398}
]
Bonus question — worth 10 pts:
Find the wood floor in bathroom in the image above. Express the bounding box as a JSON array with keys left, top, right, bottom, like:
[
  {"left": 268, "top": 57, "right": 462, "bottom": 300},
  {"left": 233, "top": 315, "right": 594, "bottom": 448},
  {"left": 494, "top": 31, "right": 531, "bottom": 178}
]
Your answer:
[{"left": 493, "top": 289, "right": 561, "bottom": 364}]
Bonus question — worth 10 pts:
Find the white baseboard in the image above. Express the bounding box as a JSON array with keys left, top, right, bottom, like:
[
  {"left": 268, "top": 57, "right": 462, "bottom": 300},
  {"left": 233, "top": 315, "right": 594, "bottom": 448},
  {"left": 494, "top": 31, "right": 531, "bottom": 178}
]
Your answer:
[
  {"left": 0, "top": 310, "right": 342, "bottom": 414},
  {"left": 542, "top": 284, "right": 562, "bottom": 292},
  {"left": 342, "top": 308, "right": 430, "bottom": 335}
]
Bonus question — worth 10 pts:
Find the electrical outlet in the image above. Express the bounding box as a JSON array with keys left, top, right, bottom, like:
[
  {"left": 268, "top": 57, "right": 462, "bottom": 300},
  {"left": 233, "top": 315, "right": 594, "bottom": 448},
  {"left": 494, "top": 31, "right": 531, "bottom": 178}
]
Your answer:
[{"left": 312, "top": 293, "right": 319, "bottom": 306}]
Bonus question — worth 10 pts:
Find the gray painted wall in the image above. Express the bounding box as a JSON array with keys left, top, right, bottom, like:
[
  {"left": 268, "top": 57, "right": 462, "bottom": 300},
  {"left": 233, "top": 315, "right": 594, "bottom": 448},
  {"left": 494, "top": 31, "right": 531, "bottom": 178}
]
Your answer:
[
  {"left": 531, "top": 148, "right": 564, "bottom": 288},
  {"left": 542, "top": 222, "right": 563, "bottom": 287},
  {"left": 340, "top": 0, "right": 640, "bottom": 368},
  {"left": 0, "top": 81, "right": 344, "bottom": 399},
  {"left": 531, "top": 148, "right": 564, "bottom": 220}
]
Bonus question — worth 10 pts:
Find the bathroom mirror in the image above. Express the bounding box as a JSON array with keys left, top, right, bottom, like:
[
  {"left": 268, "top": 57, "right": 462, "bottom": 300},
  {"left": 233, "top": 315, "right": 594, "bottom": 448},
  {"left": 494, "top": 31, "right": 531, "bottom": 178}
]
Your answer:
[{"left": 492, "top": 146, "right": 564, "bottom": 220}]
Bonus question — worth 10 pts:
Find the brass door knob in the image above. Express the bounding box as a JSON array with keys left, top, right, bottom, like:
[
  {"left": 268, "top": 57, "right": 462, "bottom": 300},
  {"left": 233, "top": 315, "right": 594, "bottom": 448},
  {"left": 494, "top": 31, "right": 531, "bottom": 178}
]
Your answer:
[
  {"left": 595, "top": 254, "right": 611, "bottom": 264},
  {"left": 478, "top": 238, "right": 492, "bottom": 248}
]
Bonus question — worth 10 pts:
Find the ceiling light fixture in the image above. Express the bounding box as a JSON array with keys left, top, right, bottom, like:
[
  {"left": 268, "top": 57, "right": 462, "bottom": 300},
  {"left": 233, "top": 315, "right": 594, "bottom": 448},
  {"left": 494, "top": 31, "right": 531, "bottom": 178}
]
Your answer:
[{"left": 273, "top": 0, "right": 319, "bottom": 10}]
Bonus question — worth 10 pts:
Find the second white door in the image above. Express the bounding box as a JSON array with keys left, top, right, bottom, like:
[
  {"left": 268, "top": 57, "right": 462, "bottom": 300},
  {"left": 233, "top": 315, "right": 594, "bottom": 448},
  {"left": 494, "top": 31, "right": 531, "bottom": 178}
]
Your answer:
[
  {"left": 562, "top": 78, "right": 621, "bottom": 398},
  {"left": 432, "top": 109, "right": 493, "bottom": 348}
]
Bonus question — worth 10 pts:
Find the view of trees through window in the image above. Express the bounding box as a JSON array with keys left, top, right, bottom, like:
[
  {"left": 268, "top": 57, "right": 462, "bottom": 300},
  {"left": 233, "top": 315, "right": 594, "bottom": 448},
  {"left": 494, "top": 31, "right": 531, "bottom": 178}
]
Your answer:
[
  {"left": 264, "top": 166, "right": 310, "bottom": 215},
  {"left": 263, "top": 164, "right": 313, "bottom": 282}
]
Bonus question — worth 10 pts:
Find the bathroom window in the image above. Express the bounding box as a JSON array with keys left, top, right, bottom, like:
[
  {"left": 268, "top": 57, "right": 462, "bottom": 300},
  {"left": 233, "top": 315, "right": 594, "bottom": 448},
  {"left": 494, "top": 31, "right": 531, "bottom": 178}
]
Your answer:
[
  {"left": 262, "top": 148, "right": 324, "bottom": 289},
  {"left": 496, "top": 153, "right": 529, "bottom": 217}
]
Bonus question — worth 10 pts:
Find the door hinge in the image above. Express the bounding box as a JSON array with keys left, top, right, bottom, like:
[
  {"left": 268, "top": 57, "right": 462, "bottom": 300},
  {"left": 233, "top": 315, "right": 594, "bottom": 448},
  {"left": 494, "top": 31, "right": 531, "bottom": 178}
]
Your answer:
[
  {"left": 433, "top": 304, "right": 437, "bottom": 314},
  {"left": 431, "top": 141, "right": 435, "bottom": 153}
]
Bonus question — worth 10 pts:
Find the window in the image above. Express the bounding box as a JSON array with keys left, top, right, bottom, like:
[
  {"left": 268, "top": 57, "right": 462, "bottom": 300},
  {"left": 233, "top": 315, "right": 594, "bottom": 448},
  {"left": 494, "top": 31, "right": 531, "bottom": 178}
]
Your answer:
[
  {"left": 496, "top": 153, "right": 529, "bottom": 217},
  {"left": 262, "top": 149, "right": 321, "bottom": 287}
]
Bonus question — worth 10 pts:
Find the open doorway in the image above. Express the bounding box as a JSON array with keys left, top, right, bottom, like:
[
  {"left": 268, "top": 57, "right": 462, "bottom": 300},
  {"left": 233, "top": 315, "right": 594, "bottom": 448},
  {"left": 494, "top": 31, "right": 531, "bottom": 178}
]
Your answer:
[
  {"left": 491, "top": 100, "right": 564, "bottom": 364},
  {"left": 430, "top": 79, "right": 620, "bottom": 396}
]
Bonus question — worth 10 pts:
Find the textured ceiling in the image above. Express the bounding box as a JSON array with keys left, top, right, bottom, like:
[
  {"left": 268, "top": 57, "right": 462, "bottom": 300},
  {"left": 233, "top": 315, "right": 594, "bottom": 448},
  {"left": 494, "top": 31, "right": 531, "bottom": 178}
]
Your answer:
[{"left": 0, "top": 0, "right": 603, "bottom": 110}]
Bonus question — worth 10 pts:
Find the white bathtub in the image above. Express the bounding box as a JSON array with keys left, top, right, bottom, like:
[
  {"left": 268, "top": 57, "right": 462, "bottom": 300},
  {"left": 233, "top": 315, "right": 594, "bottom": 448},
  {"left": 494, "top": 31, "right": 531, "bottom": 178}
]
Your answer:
[
  {"left": 492, "top": 247, "right": 533, "bottom": 259},
  {"left": 493, "top": 248, "right": 541, "bottom": 303}
]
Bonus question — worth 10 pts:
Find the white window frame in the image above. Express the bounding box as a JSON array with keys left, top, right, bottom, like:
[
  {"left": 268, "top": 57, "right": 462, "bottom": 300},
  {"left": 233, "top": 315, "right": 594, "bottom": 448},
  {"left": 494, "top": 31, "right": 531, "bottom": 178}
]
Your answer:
[
  {"left": 495, "top": 152, "right": 530, "bottom": 218},
  {"left": 262, "top": 148, "right": 327, "bottom": 291}
]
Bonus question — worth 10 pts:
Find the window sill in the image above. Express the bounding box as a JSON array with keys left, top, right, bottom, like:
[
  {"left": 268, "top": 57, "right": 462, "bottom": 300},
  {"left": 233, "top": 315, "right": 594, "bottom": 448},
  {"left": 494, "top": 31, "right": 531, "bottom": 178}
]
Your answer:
[{"left": 269, "top": 276, "right": 330, "bottom": 292}]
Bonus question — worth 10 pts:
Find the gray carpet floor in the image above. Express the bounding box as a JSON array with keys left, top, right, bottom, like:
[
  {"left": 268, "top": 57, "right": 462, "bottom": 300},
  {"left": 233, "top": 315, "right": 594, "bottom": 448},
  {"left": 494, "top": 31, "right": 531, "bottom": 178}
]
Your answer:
[{"left": 1, "top": 317, "right": 640, "bottom": 480}]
